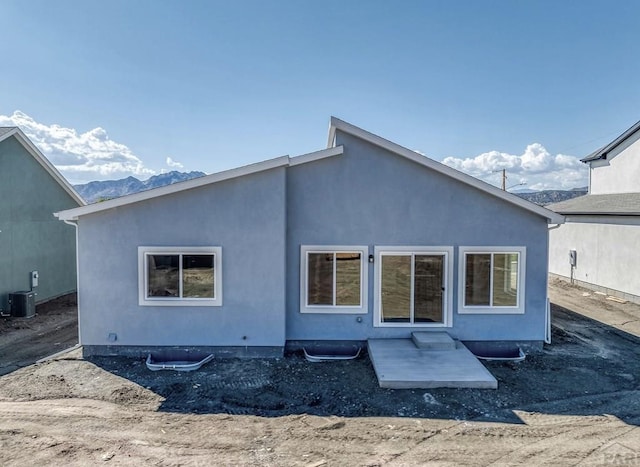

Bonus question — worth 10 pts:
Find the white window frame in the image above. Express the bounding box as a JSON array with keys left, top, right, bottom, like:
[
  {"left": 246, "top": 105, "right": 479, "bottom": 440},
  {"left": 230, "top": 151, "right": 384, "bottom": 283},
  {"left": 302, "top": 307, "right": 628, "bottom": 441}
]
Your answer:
[
  {"left": 458, "top": 246, "right": 525, "bottom": 314},
  {"left": 300, "top": 245, "right": 368, "bottom": 314},
  {"left": 138, "top": 246, "right": 222, "bottom": 307},
  {"left": 373, "top": 246, "right": 454, "bottom": 327}
]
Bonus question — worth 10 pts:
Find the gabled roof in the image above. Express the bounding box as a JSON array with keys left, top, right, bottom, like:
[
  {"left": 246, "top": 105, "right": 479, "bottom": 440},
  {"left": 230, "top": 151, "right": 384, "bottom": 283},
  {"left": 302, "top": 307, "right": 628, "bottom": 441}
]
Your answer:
[
  {"left": 55, "top": 145, "right": 345, "bottom": 221},
  {"left": 548, "top": 193, "right": 640, "bottom": 216},
  {"left": 0, "top": 127, "right": 86, "bottom": 206},
  {"left": 327, "top": 117, "right": 564, "bottom": 224},
  {"left": 581, "top": 119, "right": 640, "bottom": 163}
]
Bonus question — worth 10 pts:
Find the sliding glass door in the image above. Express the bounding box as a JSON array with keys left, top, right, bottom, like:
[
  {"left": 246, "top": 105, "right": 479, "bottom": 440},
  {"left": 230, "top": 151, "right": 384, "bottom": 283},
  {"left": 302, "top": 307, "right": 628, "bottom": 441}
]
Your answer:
[{"left": 380, "top": 252, "right": 445, "bottom": 324}]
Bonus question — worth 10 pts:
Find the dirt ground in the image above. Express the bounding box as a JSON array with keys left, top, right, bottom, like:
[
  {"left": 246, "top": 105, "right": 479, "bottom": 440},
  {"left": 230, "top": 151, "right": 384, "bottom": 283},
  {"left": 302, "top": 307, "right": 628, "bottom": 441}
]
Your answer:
[
  {"left": 0, "top": 294, "right": 78, "bottom": 376},
  {"left": 0, "top": 282, "right": 639, "bottom": 465}
]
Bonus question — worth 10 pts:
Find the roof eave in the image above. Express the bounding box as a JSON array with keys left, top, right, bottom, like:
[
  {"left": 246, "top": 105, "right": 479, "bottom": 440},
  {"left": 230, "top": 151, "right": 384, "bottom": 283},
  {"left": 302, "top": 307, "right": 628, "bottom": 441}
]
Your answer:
[
  {"left": 580, "top": 150, "right": 605, "bottom": 163},
  {"left": 290, "top": 145, "right": 343, "bottom": 166},
  {"left": 581, "top": 120, "right": 640, "bottom": 163},
  {"left": 556, "top": 211, "right": 640, "bottom": 216}
]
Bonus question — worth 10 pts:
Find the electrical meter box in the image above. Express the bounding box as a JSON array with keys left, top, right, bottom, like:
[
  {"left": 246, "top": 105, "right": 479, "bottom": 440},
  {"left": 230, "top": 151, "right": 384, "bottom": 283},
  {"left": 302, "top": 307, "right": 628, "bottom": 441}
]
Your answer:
[{"left": 569, "top": 249, "right": 577, "bottom": 267}]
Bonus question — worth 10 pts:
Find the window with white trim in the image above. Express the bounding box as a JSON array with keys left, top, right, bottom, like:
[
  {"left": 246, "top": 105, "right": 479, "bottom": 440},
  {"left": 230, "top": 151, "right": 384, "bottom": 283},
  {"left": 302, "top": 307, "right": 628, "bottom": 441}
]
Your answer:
[
  {"left": 138, "top": 247, "right": 222, "bottom": 306},
  {"left": 459, "top": 247, "right": 525, "bottom": 314},
  {"left": 300, "top": 245, "right": 368, "bottom": 313}
]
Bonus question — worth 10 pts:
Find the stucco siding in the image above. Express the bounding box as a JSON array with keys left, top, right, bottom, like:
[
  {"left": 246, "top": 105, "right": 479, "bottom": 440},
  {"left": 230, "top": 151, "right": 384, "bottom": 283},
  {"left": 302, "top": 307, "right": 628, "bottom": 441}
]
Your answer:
[
  {"left": 0, "top": 136, "right": 78, "bottom": 310},
  {"left": 589, "top": 135, "right": 640, "bottom": 195},
  {"left": 286, "top": 130, "right": 550, "bottom": 342},
  {"left": 549, "top": 220, "right": 640, "bottom": 297},
  {"left": 76, "top": 167, "right": 287, "bottom": 348}
]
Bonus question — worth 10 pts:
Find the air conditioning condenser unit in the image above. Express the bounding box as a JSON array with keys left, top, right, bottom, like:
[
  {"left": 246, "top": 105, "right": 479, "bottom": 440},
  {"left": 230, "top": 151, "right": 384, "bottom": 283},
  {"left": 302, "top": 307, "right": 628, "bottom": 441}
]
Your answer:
[{"left": 9, "top": 291, "right": 36, "bottom": 318}]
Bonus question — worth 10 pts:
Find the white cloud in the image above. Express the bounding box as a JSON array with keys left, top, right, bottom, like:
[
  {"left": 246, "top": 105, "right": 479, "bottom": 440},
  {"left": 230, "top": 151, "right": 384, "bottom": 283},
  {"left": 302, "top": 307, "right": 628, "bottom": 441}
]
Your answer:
[
  {"left": 0, "top": 110, "right": 156, "bottom": 184},
  {"left": 441, "top": 143, "right": 588, "bottom": 190},
  {"left": 2, "top": 110, "right": 587, "bottom": 191},
  {"left": 165, "top": 156, "right": 184, "bottom": 169}
]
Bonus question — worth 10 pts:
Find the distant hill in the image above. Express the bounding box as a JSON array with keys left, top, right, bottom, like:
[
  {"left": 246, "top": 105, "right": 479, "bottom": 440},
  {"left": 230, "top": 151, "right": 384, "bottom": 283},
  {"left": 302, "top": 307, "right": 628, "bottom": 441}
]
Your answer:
[
  {"left": 511, "top": 188, "right": 538, "bottom": 194},
  {"left": 74, "top": 171, "right": 206, "bottom": 203},
  {"left": 75, "top": 171, "right": 587, "bottom": 207},
  {"left": 513, "top": 187, "right": 587, "bottom": 206}
]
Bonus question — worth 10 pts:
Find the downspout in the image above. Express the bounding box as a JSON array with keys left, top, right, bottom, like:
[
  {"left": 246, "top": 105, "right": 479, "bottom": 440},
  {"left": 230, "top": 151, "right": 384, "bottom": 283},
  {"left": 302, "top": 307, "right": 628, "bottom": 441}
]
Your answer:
[
  {"left": 545, "top": 298, "right": 552, "bottom": 345},
  {"left": 63, "top": 219, "right": 82, "bottom": 346},
  {"left": 544, "top": 223, "right": 561, "bottom": 344},
  {"left": 0, "top": 226, "right": 8, "bottom": 316},
  {"left": 544, "top": 245, "right": 552, "bottom": 345}
]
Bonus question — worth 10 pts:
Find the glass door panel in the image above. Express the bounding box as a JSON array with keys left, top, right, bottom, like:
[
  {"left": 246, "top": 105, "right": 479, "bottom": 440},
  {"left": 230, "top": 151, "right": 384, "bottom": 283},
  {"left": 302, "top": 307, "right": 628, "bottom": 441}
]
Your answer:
[
  {"left": 381, "top": 255, "right": 411, "bottom": 323},
  {"left": 414, "top": 255, "right": 444, "bottom": 323}
]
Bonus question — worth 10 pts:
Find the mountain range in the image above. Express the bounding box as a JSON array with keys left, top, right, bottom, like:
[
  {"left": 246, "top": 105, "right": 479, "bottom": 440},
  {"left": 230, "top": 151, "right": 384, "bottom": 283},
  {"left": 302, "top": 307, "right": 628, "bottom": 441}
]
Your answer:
[
  {"left": 513, "top": 187, "right": 587, "bottom": 206},
  {"left": 74, "top": 171, "right": 206, "bottom": 203},
  {"left": 74, "top": 171, "right": 588, "bottom": 207}
]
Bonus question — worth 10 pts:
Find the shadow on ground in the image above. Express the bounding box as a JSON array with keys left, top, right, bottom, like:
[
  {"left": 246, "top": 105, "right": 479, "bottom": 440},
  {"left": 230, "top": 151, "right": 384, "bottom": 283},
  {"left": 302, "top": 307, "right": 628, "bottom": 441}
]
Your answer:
[{"left": 84, "top": 305, "right": 640, "bottom": 425}]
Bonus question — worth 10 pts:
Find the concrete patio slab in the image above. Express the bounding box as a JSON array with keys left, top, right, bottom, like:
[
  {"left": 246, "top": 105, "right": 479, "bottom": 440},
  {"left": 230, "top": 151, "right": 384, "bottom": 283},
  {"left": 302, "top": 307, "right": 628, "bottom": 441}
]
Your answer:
[{"left": 368, "top": 339, "right": 498, "bottom": 389}]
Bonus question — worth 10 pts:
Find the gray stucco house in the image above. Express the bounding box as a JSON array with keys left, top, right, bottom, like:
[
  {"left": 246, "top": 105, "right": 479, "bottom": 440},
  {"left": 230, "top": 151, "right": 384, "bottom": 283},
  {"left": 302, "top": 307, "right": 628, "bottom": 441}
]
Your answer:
[
  {"left": 56, "top": 118, "right": 563, "bottom": 357},
  {"left": 0, "top": 127, "right": 85, "bottom": 314},
  {"left": 549, "top": 119, "right": 640, "bottom": 303}
]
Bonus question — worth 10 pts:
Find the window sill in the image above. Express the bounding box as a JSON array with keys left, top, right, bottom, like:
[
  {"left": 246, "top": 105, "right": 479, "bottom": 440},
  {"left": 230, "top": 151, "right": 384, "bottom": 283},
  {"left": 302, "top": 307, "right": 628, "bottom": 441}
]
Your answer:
[
  {"left": 139, "top": 299, "right": 222, "bottom": 307},
  {"left": 374, "top": 321, "right": 449, "bottom": 328},
  {"left": 458, "top": 308, "right": 524, "bottom": 315},
  {"left": 300, "top": 307, "right": 367, "bottom": 314}
]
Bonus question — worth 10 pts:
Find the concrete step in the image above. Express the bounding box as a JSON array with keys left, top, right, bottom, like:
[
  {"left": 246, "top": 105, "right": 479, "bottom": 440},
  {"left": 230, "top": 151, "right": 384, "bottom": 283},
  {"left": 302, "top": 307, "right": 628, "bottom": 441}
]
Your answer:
[{"left": 412, "top": 331, "right": 456, "bottom": 350}]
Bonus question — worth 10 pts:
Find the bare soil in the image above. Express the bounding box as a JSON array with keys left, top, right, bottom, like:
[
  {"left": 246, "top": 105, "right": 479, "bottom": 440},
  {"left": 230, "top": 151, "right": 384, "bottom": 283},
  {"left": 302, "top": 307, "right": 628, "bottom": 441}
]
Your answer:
[
  {"left": 0, "top": 283, "right": 639, "bottom": 465},
  {"left": 0, "top": 294, "right": 78, "bottom": 376}
]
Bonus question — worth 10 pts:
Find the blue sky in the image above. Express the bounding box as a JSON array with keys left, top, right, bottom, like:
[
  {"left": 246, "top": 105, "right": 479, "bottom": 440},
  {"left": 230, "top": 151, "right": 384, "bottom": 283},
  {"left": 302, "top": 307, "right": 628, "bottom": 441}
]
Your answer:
[{"left": 2, "top": 0, "right": 639, "bottom": 188}]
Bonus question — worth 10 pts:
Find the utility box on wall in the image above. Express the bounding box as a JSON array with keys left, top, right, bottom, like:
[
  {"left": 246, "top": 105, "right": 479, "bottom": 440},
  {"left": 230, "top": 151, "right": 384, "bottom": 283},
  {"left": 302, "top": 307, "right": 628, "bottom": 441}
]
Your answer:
[
  {"left": 9, "top": 291, "right": 36, "bottom": 318},
  {"left": 569, "top": 249, "right": 577, "bottom": 267}
]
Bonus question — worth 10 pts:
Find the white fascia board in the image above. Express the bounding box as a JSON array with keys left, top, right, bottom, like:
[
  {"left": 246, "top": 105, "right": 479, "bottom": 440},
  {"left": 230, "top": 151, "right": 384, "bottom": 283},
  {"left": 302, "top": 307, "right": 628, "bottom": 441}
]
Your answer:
[
  {"left": 327, "top": 118, "right": 337, "bottom": 148},
  {"left": 1, "top": 128, "right": 86, "bottom": 207},
  {"left": 564, "top": 215, "right": 640, "bottom": 225},
  {"left": 587, "top": 121, "right": 640, "bottom": 163},
  {"left": 55, "top": 155, "right": 290, "bottom": 221},
  {"left": 328, "top": 116, "right": 565, "bottom": 225},
  {"left": 289, "top": 145, "right": 343, "bottom": 166}
]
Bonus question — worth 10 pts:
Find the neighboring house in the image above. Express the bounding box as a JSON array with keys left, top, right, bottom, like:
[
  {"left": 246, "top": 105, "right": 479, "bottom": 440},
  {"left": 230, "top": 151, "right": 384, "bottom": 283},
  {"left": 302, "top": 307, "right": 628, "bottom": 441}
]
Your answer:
[
  {"left": 549, "top": 119, "right": 640, "bottom": 303},
  {"left": 0, "top": 127, "right": 85, "bottom": 313},
  {"left": 55, "top": 118, "right": 563, "bottom": 357}
]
